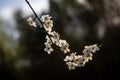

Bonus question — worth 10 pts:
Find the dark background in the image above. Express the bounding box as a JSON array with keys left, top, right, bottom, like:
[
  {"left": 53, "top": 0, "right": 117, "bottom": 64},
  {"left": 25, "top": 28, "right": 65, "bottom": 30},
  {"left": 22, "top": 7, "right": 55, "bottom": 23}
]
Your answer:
[{"left": 0, "top": 0, "right": 120, "bottom": 80}]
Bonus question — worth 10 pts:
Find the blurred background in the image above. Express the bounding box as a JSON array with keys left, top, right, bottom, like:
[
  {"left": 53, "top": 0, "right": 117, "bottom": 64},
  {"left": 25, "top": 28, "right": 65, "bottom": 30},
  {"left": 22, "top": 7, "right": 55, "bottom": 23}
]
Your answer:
[{"left": 0, "top": 0, "right": 120, "bottom": 80}]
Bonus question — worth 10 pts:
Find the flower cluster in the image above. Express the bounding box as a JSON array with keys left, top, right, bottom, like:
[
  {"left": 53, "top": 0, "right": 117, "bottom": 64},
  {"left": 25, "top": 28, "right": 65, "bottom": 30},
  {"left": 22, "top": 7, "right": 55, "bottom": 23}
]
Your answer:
[
  {"left": 44, "top": 36, "right": 53, "bottom": 54},
  {"left": 26, "top": 0, "right": 101, "bottom": 70},
  {"left": 27, "top": 14, "right": 100, "bottom": 70},
  {"left": 40, "top": 15, "right": 70, "bottom": 54},
  {"left": 83, "top": 44, "right": 100, "bottom": 60},
  {"left": 64, "top": 53, "right": 84, "bottom": 70},
  {"left": 64, "top": 44, "right": 100, "bottom": 70}
]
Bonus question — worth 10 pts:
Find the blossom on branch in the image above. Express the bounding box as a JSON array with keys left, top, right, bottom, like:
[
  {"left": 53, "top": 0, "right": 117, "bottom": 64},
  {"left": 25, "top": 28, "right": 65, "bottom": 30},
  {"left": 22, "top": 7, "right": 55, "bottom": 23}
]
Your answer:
[
  {"left": 40, "top": 15, "right": 53, "bottom": 32},
  {"left": 83, "top": 44, "right": 99, "bottom": 61},
  {"left": 44, "top": 35, "right": 53, "bottom": 54},
  {"left": 64, "top": 53, "right": 86, "bottom": 70},
  {"left": 58, "top": 39, "right": 70, "bottom": 53},
  {"left": 27, "top": 17, "right": 37, "bottom": 27},
  {"left": 26, "top": 0, "right": 101, "bottom": 70},
  {"left": 48, "top": 31, "right": 60, "bottom": 46}
]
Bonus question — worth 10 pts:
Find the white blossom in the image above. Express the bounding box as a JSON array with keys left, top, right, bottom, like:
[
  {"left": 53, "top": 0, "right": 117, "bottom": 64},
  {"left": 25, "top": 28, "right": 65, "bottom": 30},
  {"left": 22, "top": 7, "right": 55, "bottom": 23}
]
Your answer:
[
  {"left": 48, "top": 31, "right": 60, "bottom": 46},
  {"left": 44, "top": 45, "right": 53, "bottom": 54},
  {"left": 66, "top": 62, "right": 78, "bottom": 70},
  {"left": 44, "top": 35, "right": 53, "bottom": 54},
  {"left": 82, "top": 44, "right": 100, "bottom": 61},
  {"left": 83, "top": 46, "right": 92, "bottom": 54},
  {"left": 64, "top": 53, "right": 78, "bottom": 70},
  {"left": 83, "top": 52, "right": 93, "bottom": 61},
  {"left": 45, "top": 35, "right": 52, "bottom": 45},
  {"left": 90, "top": 44, "right": 100, "bottom": 53},
  {"left": 27, "top": 17, "right": 37, "bottom": 27},
  {"left": 83, "top": 46, "right": 92, "bottom": 60},
  {"left": 76, "top": 55, "right": 87, "bottom": 67},
  {"left": 40, "top": 15, "right": 52, "bottom": 23},
  {"left": 40, "top": 15, "right": 53, "bottom": 32},
  {"left": 42, "top": 21, "right": 53, "bottom": 32},
  {"left": 83, "top": 44, "right": 100, "bottom": 54},
  {"left": 58, "top": 39, "right": 70, "bottom": 53}
]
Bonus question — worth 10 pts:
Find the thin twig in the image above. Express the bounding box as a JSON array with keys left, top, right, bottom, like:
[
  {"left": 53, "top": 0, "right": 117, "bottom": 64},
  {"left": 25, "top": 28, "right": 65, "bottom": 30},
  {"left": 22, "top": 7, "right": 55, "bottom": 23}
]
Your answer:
[{"left": 25, "top": 0, "right": 41, "bottom": 22}]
